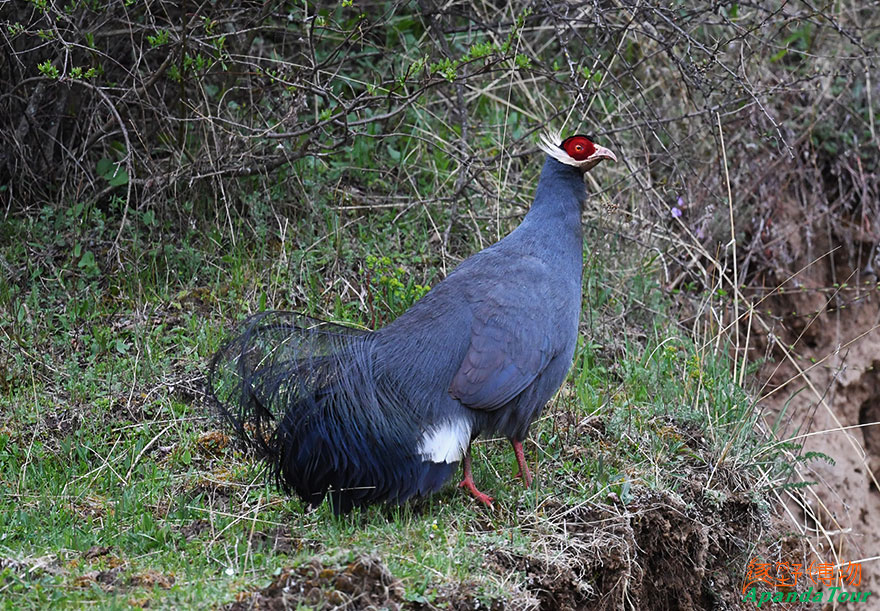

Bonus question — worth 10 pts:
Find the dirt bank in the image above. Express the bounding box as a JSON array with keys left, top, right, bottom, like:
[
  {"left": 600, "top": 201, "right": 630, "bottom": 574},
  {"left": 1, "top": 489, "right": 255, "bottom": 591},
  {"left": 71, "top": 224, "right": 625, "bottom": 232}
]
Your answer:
[{"left": 749, "top": 190, "right": 880, "bottom": 607}]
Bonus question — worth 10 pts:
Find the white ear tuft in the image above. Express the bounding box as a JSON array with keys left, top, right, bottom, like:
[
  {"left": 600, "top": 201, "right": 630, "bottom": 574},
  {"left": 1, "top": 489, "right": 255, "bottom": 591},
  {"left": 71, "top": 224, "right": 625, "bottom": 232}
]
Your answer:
[{"left": 537, "top": 130, "right": 577, "bottom": 166}]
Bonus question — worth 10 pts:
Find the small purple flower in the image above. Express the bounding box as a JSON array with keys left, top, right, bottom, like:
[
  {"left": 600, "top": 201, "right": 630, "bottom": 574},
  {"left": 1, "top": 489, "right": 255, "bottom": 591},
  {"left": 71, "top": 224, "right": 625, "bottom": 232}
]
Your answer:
[{"left": 671, "top": 196, "right": 684, "bottom": 218}]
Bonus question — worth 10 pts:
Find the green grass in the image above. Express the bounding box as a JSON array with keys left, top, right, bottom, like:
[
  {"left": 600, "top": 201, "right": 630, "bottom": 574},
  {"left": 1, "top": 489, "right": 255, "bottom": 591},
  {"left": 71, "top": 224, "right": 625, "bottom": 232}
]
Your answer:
[{"left": 0, "top": 195, "right": 779, "bottom": 608}]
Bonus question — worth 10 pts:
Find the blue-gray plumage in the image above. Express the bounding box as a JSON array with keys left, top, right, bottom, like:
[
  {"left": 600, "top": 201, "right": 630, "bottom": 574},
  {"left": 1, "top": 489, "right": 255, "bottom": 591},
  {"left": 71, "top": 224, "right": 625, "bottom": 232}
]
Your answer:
[{"left": 208, "top": 133, "right": 616, "bottom": 513}]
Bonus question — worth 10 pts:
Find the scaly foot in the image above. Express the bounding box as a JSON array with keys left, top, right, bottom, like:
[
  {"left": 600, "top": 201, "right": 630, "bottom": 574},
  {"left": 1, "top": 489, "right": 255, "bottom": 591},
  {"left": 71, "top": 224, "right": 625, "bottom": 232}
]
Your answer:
[
  {"left": 458, "top": 448, "right": 494, "bottom": 508},
  {"left": 511, "top": 439, "right": 533, "bottom": 488}
]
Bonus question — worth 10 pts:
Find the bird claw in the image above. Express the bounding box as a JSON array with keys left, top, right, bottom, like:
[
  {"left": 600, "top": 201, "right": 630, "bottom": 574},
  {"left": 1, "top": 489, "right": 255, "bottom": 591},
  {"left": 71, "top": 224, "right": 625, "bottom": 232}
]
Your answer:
[
  {"left": 458, "top": 478, "right": 494, "bottom": 509},
  {"left": 514, "top": 469, "right": 533, "bottom": 489},
  {"left": 458, "top": 448, "right": 494, "bottom": 508}
]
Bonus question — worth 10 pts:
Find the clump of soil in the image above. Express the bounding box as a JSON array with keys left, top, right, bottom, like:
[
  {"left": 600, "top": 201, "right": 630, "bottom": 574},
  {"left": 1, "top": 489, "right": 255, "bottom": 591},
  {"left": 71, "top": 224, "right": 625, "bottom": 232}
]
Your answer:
[
  {"left": 226, "top": 555, "right": 405, "bottom": 611},
  {"left": 491, "top": 480, "right": 797, "bottom": 611},
  {"left": 226, "top": 557, "right": 438, "bottom": 610},
  {"left": 225, "top": 475, "right": 804, "bottom": 610}
]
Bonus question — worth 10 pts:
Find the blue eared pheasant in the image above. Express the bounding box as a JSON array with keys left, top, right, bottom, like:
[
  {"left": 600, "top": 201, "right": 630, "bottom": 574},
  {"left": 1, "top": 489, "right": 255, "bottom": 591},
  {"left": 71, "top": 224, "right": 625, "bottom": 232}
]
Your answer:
[{"left": 208, "top": 133, "right": 616, "bottom": 513}]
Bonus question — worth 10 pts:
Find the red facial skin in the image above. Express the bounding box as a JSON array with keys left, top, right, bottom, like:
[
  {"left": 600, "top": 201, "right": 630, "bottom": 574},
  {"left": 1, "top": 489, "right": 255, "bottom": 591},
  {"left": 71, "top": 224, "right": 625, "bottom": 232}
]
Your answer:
[
  {"left": 561, "top": 135, "right": 597, "bottom": 161},
  {"left": 558, "top": 134, "right": 617, "bottom": 172}
]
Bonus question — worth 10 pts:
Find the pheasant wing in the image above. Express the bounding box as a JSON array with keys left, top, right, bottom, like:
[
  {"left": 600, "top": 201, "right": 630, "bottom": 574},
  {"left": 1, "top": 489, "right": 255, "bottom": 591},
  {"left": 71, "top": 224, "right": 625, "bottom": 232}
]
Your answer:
[{"left": 449, "top": 295, "right": 553, "bottom": 411}]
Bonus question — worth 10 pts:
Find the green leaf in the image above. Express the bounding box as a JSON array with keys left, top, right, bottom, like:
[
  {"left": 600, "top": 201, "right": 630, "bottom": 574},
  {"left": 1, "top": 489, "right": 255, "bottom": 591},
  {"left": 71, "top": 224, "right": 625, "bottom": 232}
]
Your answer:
[
  {"left": 107, "top": 167, "right": 129, "bottom": 186},
  {"left": 77, "top": 250, "right": 96, "bottom": 269},
  {"left": 96, "top": 158, "right": 113, "bottom": 178},
  {"left": 97, "top": 158, "right": 128, "bottom": 185}
]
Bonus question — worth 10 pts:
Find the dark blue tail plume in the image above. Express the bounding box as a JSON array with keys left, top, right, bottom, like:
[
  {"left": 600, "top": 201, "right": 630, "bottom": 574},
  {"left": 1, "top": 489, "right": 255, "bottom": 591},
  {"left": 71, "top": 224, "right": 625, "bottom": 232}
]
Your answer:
[{"left": 207, "top": 312, "right": 453, "bottom": 514}]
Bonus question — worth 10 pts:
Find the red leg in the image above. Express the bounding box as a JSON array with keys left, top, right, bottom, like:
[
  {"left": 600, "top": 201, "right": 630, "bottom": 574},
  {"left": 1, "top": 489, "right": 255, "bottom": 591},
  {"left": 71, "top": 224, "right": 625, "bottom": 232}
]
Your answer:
[
  {"left": 511, "top": 439, "right": 532, "bottom": 488},
  {"left": 457, "top": 448, "right": 494, "bottom": 508}
]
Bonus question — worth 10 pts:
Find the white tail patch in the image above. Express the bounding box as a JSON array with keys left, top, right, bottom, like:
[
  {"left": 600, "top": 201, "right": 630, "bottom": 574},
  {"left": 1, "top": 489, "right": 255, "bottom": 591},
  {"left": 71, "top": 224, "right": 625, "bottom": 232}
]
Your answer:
[{"left": 418, "top": 419, "right": 471, "bottom": 464}]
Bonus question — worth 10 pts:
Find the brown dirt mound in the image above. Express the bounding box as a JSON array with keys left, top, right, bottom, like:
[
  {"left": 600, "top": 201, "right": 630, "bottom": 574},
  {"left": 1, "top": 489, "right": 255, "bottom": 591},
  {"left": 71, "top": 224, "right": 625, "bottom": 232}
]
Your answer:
[
  {"left": 225, "top": 481, "right": 804, "bottom": 610},
  {"left": 226, "top": 555, "right": 406, "bottom": 611},
  {"left": 491, "top": 484, "right": 792, "bottom": 611}
]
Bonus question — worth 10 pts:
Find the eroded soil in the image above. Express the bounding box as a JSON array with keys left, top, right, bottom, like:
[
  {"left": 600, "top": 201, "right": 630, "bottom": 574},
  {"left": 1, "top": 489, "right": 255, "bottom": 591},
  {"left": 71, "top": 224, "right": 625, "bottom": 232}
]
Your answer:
[
  {"left": 747, "top": 190, "right": 880, "bottom": 610},
  {"left": 224, "top": 474, "right": 806, "bottom": 610}
]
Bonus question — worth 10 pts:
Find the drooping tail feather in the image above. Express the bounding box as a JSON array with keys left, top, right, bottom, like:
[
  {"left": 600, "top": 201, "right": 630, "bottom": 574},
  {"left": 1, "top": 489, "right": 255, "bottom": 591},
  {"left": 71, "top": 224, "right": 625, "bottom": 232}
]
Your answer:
[{"left": 207, "top": 312, "right": 455, "bottom": 513}]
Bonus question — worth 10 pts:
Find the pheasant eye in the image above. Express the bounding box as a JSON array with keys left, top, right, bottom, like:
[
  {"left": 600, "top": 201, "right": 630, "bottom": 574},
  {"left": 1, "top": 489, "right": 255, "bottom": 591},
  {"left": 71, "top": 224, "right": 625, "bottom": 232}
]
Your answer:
[{"left": 561, "top": 135, "right": 596, "bottom": 161}]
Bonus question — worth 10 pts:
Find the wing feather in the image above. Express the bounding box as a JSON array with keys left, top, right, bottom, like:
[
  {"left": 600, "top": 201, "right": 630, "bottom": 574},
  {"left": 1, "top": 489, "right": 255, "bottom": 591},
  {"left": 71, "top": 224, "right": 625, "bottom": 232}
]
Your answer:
[{"left": 449, "top": 302, "right": 553, "bottom": 411}]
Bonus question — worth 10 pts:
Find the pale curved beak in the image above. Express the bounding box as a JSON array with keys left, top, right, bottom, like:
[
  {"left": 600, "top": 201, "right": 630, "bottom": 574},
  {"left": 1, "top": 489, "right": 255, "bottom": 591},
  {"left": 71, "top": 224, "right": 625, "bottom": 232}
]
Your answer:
[{"left": 590, "top": 144, "right": 617, "bottom": 163}]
